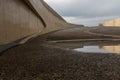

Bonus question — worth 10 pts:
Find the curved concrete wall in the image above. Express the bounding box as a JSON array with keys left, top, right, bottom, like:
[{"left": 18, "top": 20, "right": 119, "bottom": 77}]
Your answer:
[
  {"left": 25, "top": 0, "right": 71, "bottom": 34},
  {"left": 0, "top": 0, "right": 44, "bottom": 44},
  {"left": 0, "top": 0, "right": 83, "bottom": 45}
]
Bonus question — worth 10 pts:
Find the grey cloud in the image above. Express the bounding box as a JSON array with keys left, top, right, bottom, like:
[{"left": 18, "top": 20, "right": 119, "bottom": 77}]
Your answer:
[
  {"left": 64, "top": 16, "right": 120, "bottom": 26},
  {"left": 44, "top": 0, "right": 120, "bottom": 26}
]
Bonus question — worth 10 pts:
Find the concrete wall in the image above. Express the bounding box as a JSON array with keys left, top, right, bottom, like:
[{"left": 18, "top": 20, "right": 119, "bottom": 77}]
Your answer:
[
  {"left": 99, "top": 18, "right": 120, "bottom": 26},
  {"left": 0, "top": 0, "right": 44, "bottom": 44},
  {"left": 0, "top": 0, "right": 84, "bottom": 45}
]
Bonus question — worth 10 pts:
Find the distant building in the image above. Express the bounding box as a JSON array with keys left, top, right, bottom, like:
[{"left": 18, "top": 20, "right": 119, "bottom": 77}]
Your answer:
[{"left": 99, "top": 18, "right": 120, "bottom": 27}]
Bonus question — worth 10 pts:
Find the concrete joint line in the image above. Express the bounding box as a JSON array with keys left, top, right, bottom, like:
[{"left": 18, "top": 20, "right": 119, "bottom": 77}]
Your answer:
[{"left": 24, "top": 0, "right": 46, "bottom": 28}]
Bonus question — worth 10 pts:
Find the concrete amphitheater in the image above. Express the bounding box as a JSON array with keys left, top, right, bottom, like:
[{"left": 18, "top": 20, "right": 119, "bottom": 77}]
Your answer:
[{"left": 1, "top": 0, "right": 120, "bottom": 80}]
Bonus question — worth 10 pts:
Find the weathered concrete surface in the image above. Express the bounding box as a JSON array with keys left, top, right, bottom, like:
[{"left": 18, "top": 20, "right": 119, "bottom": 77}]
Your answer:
[
  {"left": 99, "top": 18, "right": 120, "bottom": 26},
  {"left": 0, "top": 0, "right": 84, "bottom": 52},
  {"left": 1, "top": 36, "right": 120, "bottom": 80},
  {"left": 0, "top": 0, "right": 83, "bottom": 45},
  {"left": 0, "top": 0, "right": 44, "bottom": 44}
]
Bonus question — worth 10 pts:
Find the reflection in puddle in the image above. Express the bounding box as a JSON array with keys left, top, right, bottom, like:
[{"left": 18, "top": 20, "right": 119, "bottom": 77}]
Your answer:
[
  {"left": 49, "top": 40, "right": 120, "bottom": 53},
  {"left": 75, "top": 45, "right": 120, "bottom": 54},
  {"left": 100, "top": 46, "right": 120, "bottom": 53}
]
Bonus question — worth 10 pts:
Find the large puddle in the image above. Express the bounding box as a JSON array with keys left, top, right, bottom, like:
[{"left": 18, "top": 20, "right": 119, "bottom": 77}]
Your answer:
[
  {"left": 48, "top": 40, "right": 120, "bottom": 54},
  {"left": 75, "top": 45, "right": 120, "bottom": 53}
]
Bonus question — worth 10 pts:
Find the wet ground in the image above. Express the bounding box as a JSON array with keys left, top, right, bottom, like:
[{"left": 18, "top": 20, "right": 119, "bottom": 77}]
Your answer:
[
  {"left": 0, "top": 36, "right": 120, "bottom": 80},
  {"left": 0, "top": 27, "right": 120, "bottom": 80},
  {"left": 47, "top": 27, "right": 120, "bottom": 41},
  {"left": 47, "top": 27, "right": 120, "bottom": 54},
  {"left": 48, "top": 40, "right": 120, "bottom": 53}
]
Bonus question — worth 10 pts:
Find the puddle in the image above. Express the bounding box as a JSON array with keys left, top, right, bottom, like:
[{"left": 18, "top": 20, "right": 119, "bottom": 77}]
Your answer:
[
  {"left": 48, "top": 40, "right": 120, "bottom": 53},
  {"left": 75, "top": 45, "right": 120, "bottom": 53}
]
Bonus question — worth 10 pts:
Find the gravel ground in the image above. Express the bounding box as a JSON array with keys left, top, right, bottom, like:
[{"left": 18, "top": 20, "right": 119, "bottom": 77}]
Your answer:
[{"left": 0, "top": 36, "right": 120, "bottom": 80}]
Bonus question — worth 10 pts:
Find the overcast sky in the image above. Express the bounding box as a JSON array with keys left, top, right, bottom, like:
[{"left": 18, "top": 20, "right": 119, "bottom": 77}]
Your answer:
[{"left": 44, "top": 0, "right": 120, "bottom": 26}]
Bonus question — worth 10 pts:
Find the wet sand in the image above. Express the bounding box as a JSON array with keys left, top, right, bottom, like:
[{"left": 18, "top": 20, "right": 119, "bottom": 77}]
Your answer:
[{"left": 1, "top": 36, "right": 120, "bottom": 80}]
